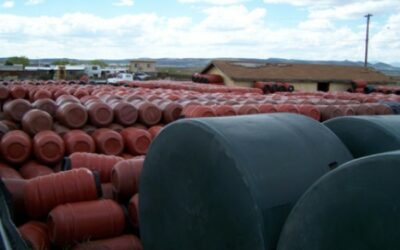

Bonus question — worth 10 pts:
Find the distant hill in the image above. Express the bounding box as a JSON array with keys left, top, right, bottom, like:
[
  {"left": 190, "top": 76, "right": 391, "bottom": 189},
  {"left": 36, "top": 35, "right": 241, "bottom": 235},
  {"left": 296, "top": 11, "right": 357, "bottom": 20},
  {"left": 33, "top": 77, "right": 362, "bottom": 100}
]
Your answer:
[{"left": 2, "top": 57, "right": 400, "bottom": 77}]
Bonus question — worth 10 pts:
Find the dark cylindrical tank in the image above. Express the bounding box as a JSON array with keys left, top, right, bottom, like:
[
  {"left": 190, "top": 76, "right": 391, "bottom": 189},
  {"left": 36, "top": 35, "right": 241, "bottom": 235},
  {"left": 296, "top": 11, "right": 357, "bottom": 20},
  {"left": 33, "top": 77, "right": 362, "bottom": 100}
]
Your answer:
[
  {"left": 324, "top": 115, "right": 400, "bottom": 158},
  {"left": 140, "top": 114, "right": 353, "bottom": 250},
  {"left": 277, "top": 150, "right": 400, "bottom": 250}
]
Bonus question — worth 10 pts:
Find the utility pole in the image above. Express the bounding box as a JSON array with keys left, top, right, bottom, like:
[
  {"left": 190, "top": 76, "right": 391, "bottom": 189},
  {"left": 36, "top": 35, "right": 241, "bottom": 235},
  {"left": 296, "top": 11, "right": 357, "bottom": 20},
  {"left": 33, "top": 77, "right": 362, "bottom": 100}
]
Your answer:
[{"left": 364, "top": 13, "right": 373, "bottom": 68}]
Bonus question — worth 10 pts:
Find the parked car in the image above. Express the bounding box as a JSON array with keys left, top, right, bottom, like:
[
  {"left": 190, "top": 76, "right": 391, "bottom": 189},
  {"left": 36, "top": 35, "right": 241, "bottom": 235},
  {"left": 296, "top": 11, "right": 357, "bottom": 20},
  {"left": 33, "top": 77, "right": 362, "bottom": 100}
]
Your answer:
[
  {"left": 107, "top": 73, "right": 133, "bottom": 85},
  {"left": 133, "top": 72, "right": 150, "bottom": 81}
]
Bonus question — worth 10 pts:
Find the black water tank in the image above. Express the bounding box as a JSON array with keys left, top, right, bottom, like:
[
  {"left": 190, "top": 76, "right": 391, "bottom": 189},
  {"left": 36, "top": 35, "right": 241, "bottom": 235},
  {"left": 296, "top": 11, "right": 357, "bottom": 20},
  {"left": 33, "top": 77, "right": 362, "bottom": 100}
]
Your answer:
[
  {"left": 324, "top": 115, "right": 400, "bottom": 158},
  {"left": 140, "top": 114, "right": 353, "bottom": 250},
  {"left": 278, "top": 150, "right": 400, "bottom": 250}
]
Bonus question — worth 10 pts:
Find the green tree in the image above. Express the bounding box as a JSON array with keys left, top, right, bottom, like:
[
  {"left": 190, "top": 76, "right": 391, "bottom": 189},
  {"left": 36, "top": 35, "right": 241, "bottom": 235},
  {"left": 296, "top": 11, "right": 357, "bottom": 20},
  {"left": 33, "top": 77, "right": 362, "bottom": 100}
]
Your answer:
[
  {"left": 90, "top": 60, "right": 108, "bottom": 68},
  {"left": 5, "top": 56, "right": 30, "bottom": 66},
  {"left": 52, "top": 59, "right": 78, "bottom": 66}
]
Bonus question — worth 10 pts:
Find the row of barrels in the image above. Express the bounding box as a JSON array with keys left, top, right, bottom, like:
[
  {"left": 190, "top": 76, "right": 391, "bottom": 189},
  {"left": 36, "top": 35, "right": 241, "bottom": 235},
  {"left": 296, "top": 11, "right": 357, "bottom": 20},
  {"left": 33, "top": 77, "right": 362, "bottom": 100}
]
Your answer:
[
  {"left": 254, "top": 81, "right": 295, "bottom": 94},
  {"left": 1, "top": 153, "right": 145, "bottom": 249},
  {"left": 0, "top": 125, "right": 161, "bottom": 167},
  {"left": 181, "top": 103, "right": 393, "bottom": 122}
]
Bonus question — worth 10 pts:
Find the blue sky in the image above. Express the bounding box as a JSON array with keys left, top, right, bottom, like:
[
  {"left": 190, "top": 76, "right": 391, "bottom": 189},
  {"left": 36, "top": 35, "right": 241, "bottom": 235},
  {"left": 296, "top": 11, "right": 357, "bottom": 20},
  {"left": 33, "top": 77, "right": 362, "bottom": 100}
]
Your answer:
[{"left": 0, "top": 0, "right": 399, "bottom": 63}]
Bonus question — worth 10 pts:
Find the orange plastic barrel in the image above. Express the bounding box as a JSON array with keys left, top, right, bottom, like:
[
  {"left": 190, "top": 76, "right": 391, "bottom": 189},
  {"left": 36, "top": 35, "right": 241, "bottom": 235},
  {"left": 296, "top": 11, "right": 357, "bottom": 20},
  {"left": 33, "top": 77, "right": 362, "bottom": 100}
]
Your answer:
[
  {"left": 63, "top": 130, "right": 96, "bottom": 155},
  {"left": 234, "top": 105, "right": 260, "bottom": 115},
  {"left": 275, "top": 104, "right": 300, "bottom": 114},
  {"left": 33, "top": 131, "right": 65, "bottom": 165},
  {"left": 10, "top": 85, "right": 27, "bottom": 99},
  {"left": 213, "top": 105, "right": 237, "bottom": 116},
  {"left": 148, "top": 125, "right": 163, "bottom": 140},
  {"left": 66, "top": 152, "right": 124, "bottom": 183},
  {"left": 56, "top": 102, "right": 88, "bottom": 129},
  {"left": 72, "top": 235, "right": 142, "bottom": 250},
  {"left": 86, "top": 101, "right": 114, "bottom": 127},
  {"left": 120, "top": 128, "right": 152, "bottom": 156},
  {"left": 48, "top": 199, "right": 125, "bottom": 246},
  {"left": 3, "top": 99, "right": 32, "bottom": 122},
  {"left": 111, "top": 158, "right": 144, "bottom": 200},
  {"left": 32, "top": 89, "right": 52, "bottom": 101},
  {"left": 132, "top": 101, "right": 162, "bottom": 126},
  {"left": 18, "top": 221, "right": 50, "bottom": 250},
  {"left": 317, "top": 105, "right": 344, "bottom": 121},
  {"left": 258, "top": 104, "right": 278, "bottom": 114},
  {"left": 0, "top": 163, "right": 23, "bottom": 179},
  {"left": 22, "top": 109, "right": 53, "bottom": 136},
  {"left": 33, "top": 98, "right": 58, "bottom": 116},
  {"left": 0, "top": 85, "right": 10, "bottom": 100},
  {"left": 91, "top": 128, "right": 124, "bottom": 155},
  {"left": 128, "top": 194, "right": 140, "bottom": 229},
  {"left": 111, "top": 101, "right": 138, "bottom": 126},
  {"left": 158, "top": 101, "right": 183, "bottom": 124},
  {"left": 182, "top": 105, "right": 216, "bottom": 118},
  {"left": 24, "top": 168, "right": 100, "bottom": 219},
  {"left": 19, "top": 160, "right": 54, "bottom": 179},
  {"left": 0, "top": 130, "right": 32, "bottom": 164},
  {"left": 56, "top": 95, "right": 80, "bottom": 106},
  {"left": 298, "top": 105, "right": 321, "bottom": 121}
]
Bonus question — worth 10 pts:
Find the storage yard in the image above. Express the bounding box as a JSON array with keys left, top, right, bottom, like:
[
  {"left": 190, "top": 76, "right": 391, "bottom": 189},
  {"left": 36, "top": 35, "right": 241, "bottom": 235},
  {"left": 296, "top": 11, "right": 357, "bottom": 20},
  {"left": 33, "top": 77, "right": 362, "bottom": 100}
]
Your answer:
[{"left": 1, "top": 77, "right": 400, "bottom": 249}]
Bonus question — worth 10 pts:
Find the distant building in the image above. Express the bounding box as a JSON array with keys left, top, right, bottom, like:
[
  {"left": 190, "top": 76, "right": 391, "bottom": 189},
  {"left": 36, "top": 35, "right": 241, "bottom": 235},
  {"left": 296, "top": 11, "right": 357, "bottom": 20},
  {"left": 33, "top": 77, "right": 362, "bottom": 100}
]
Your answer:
[
  {"left": 201, "top": 60, "right": 393, "bottom": 92},
  {"left": 0, "top": 64, "right": 24, "bottom": 80},
  {"left": 85, "top": 65, "right": 102, "bottom": 79},
  {"left": 129, "top": 59, "right": 156, "bottom": 73}
]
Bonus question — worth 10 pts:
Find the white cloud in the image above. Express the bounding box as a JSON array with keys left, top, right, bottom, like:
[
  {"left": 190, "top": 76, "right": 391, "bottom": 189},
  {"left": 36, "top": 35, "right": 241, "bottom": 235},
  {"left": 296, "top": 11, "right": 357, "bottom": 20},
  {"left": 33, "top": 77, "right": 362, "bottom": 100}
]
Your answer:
[
  {"left": 2, "top": 0, "right": 14, "bottom": 8},
  {"left": 0, "top": 6, "right": 399, "bottom": 62},
  {"left": 179, "top": 0, "right": 247, "bottom": 5},
  {"left": 25, "top": 0, "right": 44, "bottom": 5},
  {"left": 113, "top": 0, "right": 134, "bottom": 6}
]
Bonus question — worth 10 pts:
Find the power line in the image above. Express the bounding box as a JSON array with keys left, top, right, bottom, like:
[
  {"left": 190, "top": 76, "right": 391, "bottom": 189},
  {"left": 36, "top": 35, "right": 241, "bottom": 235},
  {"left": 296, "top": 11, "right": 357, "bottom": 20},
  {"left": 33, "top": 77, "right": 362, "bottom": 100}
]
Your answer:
[{"left": 364, "top": 13, "right": 372, "bottom": 67}]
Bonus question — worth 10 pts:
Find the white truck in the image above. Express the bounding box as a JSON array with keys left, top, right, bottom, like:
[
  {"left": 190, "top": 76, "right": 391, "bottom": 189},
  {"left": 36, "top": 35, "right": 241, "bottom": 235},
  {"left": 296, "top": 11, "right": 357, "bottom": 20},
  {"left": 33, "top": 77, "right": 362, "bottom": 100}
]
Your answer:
[{"left": 107, "top": 73, "right": 133, "bottom": 85}]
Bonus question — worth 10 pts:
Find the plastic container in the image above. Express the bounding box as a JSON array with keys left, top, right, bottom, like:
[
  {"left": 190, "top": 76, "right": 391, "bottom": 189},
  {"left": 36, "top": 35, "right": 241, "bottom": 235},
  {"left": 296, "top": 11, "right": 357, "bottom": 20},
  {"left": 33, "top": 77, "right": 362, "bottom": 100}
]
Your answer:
[
  {"left": 3, "top": 99, "right": 32, "bottom": 122},
  {"left": 182, "top": 105, "right": 215, "bottom": 118},
  {"left": 22, "top": 109, "right": 53, "bottom": 136},
  {"left": 0, "top": 164, "right": 23, "bottom": 179},
  {"left": 56, "top": 102, "right": 88, "bottom": 129},
  {"left": 111, "top": 158, "right": 144, "bottom": 200},
  {"left": 278, "top": 151, "right": 400, "bottom": 250},
  {"left": 66, "top": 152, "right": 124, "bottom": 183},
  {"left": 19, "top": 160, "right": 54, "bottom": 179},
  {"left": 140, "top": 114, "right": 353, "bottom": 250},
  {"left": 111, "top": 101, "right": 138, "bottom": 126},
  {"left": 258, "top": 104, "right": 278, "bottom": 114},
  {"left": 212, "top": 105, "right": 237, "bottom": 116},
  {"left": 63, "top": 130, "right": 96, "bottom": 155},
  {"left": 0, "top": 84, "right": 10, "bottom": 100},
  {"left": 0, "top": 130, "right": 32, "bottom": 164},
  {"left": 148, "top": 125, "right": 163, "bottom": 140},
  {"left": 72, "top": 235, "right": 142, "bottom": 250},
  {"left": 33, "top": 131, "right": 65, "bottom": 165},
  {"left": 24, "top": 168, "right": 100, "bottom": 219},
  {"left": 92, "top": 128, "right": 124, "bottom": 156},
  {"left": 132, "top": 101, "right": 162, "bottom": 126},
  {"left": 128, "top": 194, "right": 140, "bottom": 228},
  {"left": 159, "top": 102, "right": 183, "bottom": 124},
  {"left": 10, "top": 85, "right": 27, "bottom": 99},
  {"left": 32, "top": 98, "right": 58, "bottom": 116},
  {"left": 120, "top": 128, "right": 152, "bottom": 156},
  {"left": 324, "top": 115, "right": 400, "bottom": 158},
  {"left": 48, "top": 199, "right": 125, "bottom": 246},
  {"left": 86, "top": 101, "right": 114, "bottom": 127},
  {"left": 18, "top": 221, "right": 50, "bottom": 250}
]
